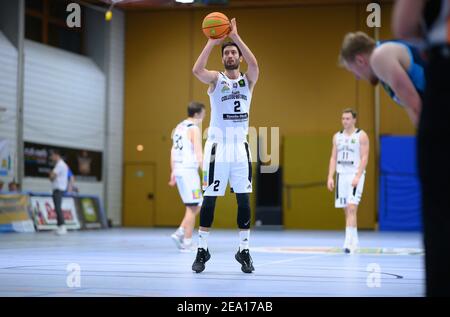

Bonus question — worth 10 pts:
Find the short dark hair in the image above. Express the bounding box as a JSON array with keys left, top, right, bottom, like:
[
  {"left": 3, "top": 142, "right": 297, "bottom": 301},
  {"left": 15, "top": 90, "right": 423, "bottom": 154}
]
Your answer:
[
  {"left": 342, "top": 108, "right": 357, "bottom": 119},
  {"left": 187, "top": 101, "right": 205, "bottom": 117},
  {"left": 50, "top": 149, "right": 61, "bottom": 156},
  {"left": 221, "top": 41, "right": 242, "bottom": 57}
]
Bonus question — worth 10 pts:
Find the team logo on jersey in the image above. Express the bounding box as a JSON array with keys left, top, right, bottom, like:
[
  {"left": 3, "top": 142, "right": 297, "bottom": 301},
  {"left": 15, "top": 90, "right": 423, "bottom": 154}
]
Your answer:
[
  {"left": 233, "top": 83, "right": 238, "bottom": 89},
  {"left": 192, "top": 189, "right": 202, "bottom": 199},
  {"left": 351, "top": 139, "right": 356, "bottom": 144},
  {"left": 221, "top": 85, "right": 231, "bottom": 93},
  {"left": 238, "top": 79, "right": 245, "bottom": 87}
]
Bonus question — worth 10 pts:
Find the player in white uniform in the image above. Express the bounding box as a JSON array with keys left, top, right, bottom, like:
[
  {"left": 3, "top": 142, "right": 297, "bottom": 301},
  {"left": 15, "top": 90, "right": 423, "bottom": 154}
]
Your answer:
[
  {"left": 191, "top": 18, "right": 259, "bottom": 273},
  {"left": 327, "top": 109, "right": 369, "bottom": 253},
  {"left": 169, "top": 102, "right": 205, "bottom": 251}
]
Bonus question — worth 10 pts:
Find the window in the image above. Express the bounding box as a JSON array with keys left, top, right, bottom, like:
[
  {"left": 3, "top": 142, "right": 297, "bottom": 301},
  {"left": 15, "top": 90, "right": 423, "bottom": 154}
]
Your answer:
[{"left": 25, "top": 0, "right": 84, "bottom": 55}]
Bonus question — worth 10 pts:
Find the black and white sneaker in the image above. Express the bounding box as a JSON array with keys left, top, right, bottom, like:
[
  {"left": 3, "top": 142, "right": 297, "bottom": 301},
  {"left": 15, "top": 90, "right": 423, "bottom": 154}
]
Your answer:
[
  {"left": 235, "top": 248, "right": 255, "bottom": 273},
  {"left": 192, "top": 248, "right": 210, "bottom": 273}
]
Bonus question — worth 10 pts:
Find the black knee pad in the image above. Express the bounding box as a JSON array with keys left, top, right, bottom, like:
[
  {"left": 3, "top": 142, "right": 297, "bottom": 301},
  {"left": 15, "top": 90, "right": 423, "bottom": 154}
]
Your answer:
[
  {"left": 200, "top": 196, "right": 217, "bottom": 228},
  {"left": 236, "top": 193, "right": 251, "bottom": 229}
]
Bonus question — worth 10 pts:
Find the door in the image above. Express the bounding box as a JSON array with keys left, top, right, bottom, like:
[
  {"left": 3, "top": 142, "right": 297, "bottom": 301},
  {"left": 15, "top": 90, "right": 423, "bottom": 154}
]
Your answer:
[{"left": 123, "top": 163, "right": 155, "bottom": 227}]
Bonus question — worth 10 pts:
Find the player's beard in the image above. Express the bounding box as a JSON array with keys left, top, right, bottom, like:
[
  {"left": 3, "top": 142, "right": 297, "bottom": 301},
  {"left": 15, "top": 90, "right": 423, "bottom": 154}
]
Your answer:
[
  {"left": 369, "top": 76, "right": 379, "bottom": 85},
  {"left": 224, "top": 59, "right": 239, "bottom": 70}
]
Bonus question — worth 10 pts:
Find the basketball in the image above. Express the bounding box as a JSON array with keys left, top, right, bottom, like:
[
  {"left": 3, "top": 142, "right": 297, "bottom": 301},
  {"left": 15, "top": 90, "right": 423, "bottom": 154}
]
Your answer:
[{"left": 202, "top": 12, "right": 230, "bottom": 39}]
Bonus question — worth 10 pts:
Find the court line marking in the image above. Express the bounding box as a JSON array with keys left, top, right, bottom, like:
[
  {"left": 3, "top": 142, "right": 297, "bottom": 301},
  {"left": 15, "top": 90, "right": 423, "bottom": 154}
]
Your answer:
[
  {"left": 0, "top": 271, "right": 422, "bottom": 285},
  {"left": 251, "top": 246, "right": 424, "bottom": 256},
  {"left": 255, "top": 253, "right": 334, "bottom": 268}
]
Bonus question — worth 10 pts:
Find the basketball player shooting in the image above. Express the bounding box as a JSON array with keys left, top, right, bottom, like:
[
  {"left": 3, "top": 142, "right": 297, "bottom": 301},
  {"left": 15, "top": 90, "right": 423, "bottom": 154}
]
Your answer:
[{"left": 191, "top": 17, "right": 259, "bottom": 273}]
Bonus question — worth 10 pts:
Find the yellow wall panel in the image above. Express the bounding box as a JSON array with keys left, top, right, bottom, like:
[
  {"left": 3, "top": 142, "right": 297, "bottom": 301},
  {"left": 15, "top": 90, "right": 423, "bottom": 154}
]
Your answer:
[
  {"left": 284, "top": 186, "right": 342, "bottom": 230},
  {"left": 125, "top": 11, "right": 193, "bottom": 226}
]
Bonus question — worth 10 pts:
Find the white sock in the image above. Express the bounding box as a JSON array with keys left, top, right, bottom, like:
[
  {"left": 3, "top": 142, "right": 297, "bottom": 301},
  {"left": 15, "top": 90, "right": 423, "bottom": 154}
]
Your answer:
[
  {"left": 198, "top": 230, "right": 209, "bottom": 250},
  {"left": 175, "top": 226, "right": 184, "bottom": 236},
  {"left": 344, "top": 227, "right": 352, "bottom": 247},
  {"left": 239, "top": 230, "right": 250, "bottom": 250},
  {"left": 350, "top": 227, "right": 359, "bottom": 245},
  {"left": 184, "top": 238, "right": 192, "bottom": 246}
]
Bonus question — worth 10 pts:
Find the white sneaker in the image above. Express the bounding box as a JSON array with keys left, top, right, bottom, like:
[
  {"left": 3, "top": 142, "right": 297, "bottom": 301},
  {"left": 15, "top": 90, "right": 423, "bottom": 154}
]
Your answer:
[
  {"left": 348, "top": 240, "right": 359, "bottom": 254},
  {"left": 171, "top": 233, "right": 184, "bottom": 249},
  {"left": 343, "top": 237, "right": 351, "bottom": 254},
  {"left": 180, "top": 242, "right": 197, "bottom": 253},
  {"left": 55, "top": 225, "right": 67, "bottom": 235}
]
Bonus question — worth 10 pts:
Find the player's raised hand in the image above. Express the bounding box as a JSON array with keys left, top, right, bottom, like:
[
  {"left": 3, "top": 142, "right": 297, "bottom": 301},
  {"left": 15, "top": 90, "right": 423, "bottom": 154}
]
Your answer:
[
  {"left": 327, "top": 177, "right": 334, "bottom": 192},
  {"left": 208, "top": 36, "right": 225, "bottom": 46},
  {"left": 229, "top": 18, "right": 238, "bottom": 39}
]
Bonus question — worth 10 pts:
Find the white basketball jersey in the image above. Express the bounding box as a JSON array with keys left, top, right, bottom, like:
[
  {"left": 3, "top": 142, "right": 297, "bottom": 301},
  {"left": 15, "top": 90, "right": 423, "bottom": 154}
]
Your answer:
[
  {"left": 172, "top": 120, "right": 199, "bottom": 170},
  {"left": 336, "top": 129, "right": 364, "bottom": 174},
  {"left": 207, "top": 72, "right": 252, "bottom": 142}
]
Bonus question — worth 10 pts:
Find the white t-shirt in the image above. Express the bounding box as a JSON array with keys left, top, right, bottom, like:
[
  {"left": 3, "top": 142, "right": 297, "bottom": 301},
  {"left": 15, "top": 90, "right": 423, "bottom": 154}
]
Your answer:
[{"left": 52, "top": 159, "right": 69, "bottom": 191}]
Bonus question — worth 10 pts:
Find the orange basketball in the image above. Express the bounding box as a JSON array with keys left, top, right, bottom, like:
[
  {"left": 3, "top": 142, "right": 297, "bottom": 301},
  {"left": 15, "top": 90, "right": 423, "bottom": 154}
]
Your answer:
[{"left": 202, "top": 12, "right": 230, "bottom": 39}]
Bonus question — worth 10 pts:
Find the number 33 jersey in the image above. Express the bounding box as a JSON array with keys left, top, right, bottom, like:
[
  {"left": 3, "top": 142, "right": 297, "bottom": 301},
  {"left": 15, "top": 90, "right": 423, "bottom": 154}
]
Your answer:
[{"left": 171, "top": 120, "right": 199, "bottom": 170}]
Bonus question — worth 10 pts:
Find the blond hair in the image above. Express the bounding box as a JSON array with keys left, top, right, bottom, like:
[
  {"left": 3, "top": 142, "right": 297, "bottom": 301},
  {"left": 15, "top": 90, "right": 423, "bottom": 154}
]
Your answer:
[{"left": 339, "top": 31, "right": 376, "bottom": 65}]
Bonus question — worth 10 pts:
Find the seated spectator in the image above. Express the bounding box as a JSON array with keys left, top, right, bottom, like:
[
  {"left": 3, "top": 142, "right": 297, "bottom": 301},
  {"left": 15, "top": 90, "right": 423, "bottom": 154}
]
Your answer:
[{"left": 8, "top": 181, "right": 20, "bottom": 192}]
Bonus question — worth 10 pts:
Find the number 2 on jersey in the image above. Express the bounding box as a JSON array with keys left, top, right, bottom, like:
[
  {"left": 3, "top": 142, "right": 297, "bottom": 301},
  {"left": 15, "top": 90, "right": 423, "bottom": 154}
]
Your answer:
[
  {"left": 234, "top": 101, "right": 241, "bottom": 112},
  {"left": 213, "top": 180, "right": 220, "bottom": 191}
]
